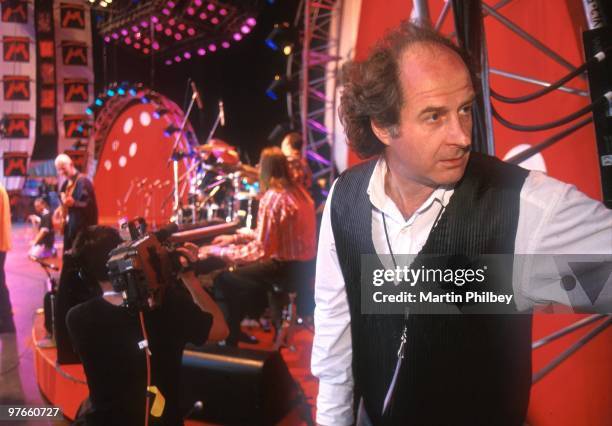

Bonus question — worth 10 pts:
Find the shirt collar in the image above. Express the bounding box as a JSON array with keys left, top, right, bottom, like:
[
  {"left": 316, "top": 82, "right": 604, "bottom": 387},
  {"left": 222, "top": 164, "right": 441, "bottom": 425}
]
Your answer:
[{"left": 366, "top": 156, "right": 453, "bottom": 222}]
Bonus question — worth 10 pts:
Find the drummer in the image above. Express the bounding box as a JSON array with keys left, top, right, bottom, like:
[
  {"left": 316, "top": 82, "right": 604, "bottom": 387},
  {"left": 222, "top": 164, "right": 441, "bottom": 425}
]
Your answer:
[
  {"left": 198, "top": 147, "right": 316, "bottom": 346},
  {"left": 238, "top": 132, "right": 312, "bottom": 190},
  {"left": 280, "top": 132, "right": 312, "bottom": 189}
]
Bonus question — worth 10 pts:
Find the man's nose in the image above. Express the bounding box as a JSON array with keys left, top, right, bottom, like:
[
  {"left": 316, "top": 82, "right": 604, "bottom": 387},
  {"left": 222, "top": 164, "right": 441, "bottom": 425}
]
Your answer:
[{"left": 448, "top": 115, "right": 471, "bottom": 148}]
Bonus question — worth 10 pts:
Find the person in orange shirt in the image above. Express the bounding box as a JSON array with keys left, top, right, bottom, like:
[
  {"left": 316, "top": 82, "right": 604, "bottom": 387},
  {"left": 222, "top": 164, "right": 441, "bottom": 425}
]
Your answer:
[{"left": 0, "top": 182, "right": 15, "bottom": 333}]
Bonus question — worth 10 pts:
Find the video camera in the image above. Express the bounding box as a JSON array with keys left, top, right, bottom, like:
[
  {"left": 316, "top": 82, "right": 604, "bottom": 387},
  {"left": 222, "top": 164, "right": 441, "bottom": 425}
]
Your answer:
[{"left": 106, "top": 220, "right": 182, "bottom": 311}]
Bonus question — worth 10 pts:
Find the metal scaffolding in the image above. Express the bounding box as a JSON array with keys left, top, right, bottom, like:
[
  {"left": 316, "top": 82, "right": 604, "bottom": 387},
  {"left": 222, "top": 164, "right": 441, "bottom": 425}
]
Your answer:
[{"left": 300, "top": 0, "right": 343, "bottom": 187}]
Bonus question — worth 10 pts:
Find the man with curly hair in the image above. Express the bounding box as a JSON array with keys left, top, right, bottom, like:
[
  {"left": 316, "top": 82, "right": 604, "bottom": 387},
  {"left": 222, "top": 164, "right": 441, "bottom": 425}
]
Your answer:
[{"left": 311, "top": 21, "right": 612, "bottom": 426}]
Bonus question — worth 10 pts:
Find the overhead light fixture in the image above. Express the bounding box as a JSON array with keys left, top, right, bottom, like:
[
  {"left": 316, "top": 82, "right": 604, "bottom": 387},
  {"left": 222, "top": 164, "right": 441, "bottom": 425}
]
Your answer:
[
  {"left": 265, "top": 22, "right": 289, "bottom": 51},
  {"left": 265, "top": 22, "right": 297, "bottom": 55},
  {"left": 265, "top": 74, "right": 294, "bottom": 101}
]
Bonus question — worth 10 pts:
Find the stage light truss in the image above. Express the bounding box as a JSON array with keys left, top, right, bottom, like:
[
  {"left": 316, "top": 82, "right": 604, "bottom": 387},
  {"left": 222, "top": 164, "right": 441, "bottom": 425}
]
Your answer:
[
  {"left": 96, "top": 0, "right": 261, "bottom": 64},
  {"left": 89, "top": 83, "right": 161, "bottom": 157},
  {"left": 299, "top": 0, "right": 343, "bottom": 188}
]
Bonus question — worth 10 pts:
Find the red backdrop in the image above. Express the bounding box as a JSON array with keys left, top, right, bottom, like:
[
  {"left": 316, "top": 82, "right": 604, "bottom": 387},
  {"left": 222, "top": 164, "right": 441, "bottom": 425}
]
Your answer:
[
  {"left": 94, "top": 99, "right": 194, "bottom": 228},
  {"left": 351, "top": 1, "right": 611, "bottom": 424}
]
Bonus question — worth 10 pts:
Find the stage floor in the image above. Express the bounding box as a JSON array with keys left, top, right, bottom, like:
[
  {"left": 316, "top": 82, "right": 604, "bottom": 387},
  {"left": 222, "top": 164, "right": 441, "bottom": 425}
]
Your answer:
[{"left": 2, "top": 224, "right": 318, "bottom": 425}]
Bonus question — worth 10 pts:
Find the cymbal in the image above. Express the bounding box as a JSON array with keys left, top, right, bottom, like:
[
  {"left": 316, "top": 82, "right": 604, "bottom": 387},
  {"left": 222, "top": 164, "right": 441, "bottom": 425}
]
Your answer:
[{"left": 198, "top": 143, "right": 240, "bottom": 166}]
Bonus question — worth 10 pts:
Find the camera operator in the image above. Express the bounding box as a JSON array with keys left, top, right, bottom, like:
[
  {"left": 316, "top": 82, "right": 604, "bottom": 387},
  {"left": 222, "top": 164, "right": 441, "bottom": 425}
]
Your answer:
[{"left": 66, "top": 226, "right": 228, "bottom": 426}]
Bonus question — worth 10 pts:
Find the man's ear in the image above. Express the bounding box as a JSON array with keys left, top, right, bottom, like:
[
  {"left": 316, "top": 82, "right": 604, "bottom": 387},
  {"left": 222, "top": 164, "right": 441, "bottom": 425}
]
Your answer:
[{"left": 370, "top": 120, "right": 393, "bottom": 147}]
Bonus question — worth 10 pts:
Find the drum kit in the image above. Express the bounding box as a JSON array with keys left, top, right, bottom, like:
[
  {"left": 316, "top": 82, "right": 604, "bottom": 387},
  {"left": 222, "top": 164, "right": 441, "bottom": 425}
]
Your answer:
[{"left": 174, "top": 138, "right": 260, "bottom": 228}]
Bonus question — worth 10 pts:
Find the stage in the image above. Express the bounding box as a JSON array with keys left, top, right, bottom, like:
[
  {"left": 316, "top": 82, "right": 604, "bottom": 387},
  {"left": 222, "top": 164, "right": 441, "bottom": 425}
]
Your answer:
[{"left": 3, "top": 224, "right": 318, "bottom": 425}]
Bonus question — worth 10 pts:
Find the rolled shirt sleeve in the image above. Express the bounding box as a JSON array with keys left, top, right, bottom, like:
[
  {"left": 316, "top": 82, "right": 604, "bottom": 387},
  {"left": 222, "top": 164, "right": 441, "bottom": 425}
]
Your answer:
[{"left": 514, "top": 171, "right": 612, "bottom": 310}]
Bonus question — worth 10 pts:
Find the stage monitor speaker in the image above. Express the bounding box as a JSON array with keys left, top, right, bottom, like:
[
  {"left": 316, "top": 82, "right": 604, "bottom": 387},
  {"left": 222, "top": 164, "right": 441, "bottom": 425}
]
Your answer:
[{"left": 180, "top": 344, "right": 297, "bottom": 425}]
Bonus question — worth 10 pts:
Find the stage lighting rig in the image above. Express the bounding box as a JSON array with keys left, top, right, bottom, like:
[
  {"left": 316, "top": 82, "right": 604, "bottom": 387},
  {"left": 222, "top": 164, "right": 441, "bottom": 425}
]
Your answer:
[
  {"left": 265, "top": 21, "right": 298, "bottom": 54},
  {"left": 96, "top": 0, "right": 263, "bottom": 65},
  {"left": 265, "top": 74, "right": 295, "bottom": 101}
]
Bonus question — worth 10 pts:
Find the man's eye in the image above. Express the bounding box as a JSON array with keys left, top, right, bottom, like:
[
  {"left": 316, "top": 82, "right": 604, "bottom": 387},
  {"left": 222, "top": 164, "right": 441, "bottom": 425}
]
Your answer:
[
  {"left": 460, "top": 104, "right": 473, "bottom": 115},
  {"left": 426, "top": 112, "right": 440, "bottom": 122}
]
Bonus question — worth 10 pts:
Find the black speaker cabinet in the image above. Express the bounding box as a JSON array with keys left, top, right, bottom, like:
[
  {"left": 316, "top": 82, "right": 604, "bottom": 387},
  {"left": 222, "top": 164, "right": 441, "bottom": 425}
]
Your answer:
[{"left": 180, "top": 344, "right": 297, "bottom": 425}]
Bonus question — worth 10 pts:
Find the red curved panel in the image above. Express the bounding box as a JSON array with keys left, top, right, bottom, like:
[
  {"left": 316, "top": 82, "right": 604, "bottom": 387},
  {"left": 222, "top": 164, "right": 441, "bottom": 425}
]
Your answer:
[{"left": 94, "top": 99, "right": 193, "bottom": 228}]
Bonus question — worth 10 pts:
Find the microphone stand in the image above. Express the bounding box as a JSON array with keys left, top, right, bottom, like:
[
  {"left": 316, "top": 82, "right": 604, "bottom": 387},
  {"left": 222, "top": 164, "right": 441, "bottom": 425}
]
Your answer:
[
  {"left": 204, "top": 100, "right": 224, "bottom": 145},
  {"left": 171, "top": 90, "right": 199, "bottom": 221}
]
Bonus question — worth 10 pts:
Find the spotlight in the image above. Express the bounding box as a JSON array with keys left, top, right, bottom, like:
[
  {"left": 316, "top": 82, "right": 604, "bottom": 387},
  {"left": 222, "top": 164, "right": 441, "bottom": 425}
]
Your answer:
[
  {"left": 265, "top": 74, "right": 294, "bottom": 101},
  {"left": 76, "top": 122, "right": 92, "bottom": 134},
  {"left": 152, "top": 108, "right": 169, "bottom": 119},
  {"left": 265, "top": 22, "right": 297, "bottom": 54},
  {"left": 85, "top": 106, "right": 95, "bottom": 115},
  {"left": 265, "top": 22, "right": 289, "bottom": 51},
  {"left": 126, "top": 82, "right": 142, "bottom": 97},
  {"left": 94, "top": 97, "right": 104, "bottom": 106},
  {"left": 164, "top": 124, "right": 179, "bottom": 137}
]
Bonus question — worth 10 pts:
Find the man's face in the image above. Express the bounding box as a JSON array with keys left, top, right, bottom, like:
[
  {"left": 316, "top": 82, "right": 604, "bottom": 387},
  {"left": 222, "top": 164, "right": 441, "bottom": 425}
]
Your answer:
[
  {"left": 34, "top": 200, "right": 44, "bottom": 213},
  {"left": 281, "top": 137, "right": 293, "bottom": 157},
  {"left": 56, "top": 161, "right": 73, "bottom": 178},
  {"left": 375, "top": 44, "right": 475, "bottom": 188}
]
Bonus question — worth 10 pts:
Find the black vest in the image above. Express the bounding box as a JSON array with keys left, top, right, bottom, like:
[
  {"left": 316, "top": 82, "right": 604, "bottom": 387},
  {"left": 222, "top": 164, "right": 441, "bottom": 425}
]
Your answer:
[{"left": 331, "top": 153, "right": 532, "bottom": 425}]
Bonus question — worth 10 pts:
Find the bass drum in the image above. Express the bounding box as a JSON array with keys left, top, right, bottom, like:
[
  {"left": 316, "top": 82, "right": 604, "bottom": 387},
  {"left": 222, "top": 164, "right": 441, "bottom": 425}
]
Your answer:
[{"left": 93, "top": 88, "right": 197, "bottom": 228}]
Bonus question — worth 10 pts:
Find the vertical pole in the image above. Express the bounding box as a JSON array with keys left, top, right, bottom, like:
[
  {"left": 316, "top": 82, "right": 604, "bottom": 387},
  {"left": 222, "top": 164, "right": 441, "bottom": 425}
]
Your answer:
[
  {"left": 411, "top": 0, "right": 432, "bottom": 27},
  {"left": 301, "top": 1, "right": 311, "bottom": 148}
]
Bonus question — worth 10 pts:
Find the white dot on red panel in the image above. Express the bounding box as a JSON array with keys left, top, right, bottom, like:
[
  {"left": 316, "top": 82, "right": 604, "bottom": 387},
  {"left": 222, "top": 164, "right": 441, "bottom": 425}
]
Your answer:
[
  {"left": 123, "top": 118, "right": 134, "bottom": 134},
  {"left": 140, "top": 112, "right": 151, "bottom": 126},
  {"left": 104, "top": 160, "right": 112, "bottom": 171},
  {"left": 129, "top": 142, "right": 138, "bottom": 157},
  {"left": 119, "top": 156, "right": 127, "bottom": 167},
  {"left": 112, "top": 140, "right": 120, "bottom": 151}
]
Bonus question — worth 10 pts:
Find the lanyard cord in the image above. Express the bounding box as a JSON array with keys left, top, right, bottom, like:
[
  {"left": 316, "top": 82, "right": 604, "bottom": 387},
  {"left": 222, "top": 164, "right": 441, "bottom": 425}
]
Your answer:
[{"left": 379, "top": 201, "right": 445, "bottom": 417}]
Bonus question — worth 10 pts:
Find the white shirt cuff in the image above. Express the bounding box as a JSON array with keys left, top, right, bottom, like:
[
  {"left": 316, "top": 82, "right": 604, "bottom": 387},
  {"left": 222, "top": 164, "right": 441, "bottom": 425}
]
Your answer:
[{"left": 316, "top": 381, "right": 354, "bottom": 426}]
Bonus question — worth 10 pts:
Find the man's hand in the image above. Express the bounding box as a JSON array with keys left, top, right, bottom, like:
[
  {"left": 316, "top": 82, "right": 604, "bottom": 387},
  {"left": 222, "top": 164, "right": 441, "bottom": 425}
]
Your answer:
[
  {"left": 211, "top": 234, "right": 235, "bottom": 246},
  {"left": 176, "top": 244, "right": 198, "bottom": 267},
  {"left": 63, "top": 196, "right": 75, "bottom": 207}
]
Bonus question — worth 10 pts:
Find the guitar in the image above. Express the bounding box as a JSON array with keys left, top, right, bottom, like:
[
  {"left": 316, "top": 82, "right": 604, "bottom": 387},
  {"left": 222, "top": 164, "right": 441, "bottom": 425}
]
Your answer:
[{"left": 52, "top": 176, "right": 78, "bottom": 234}]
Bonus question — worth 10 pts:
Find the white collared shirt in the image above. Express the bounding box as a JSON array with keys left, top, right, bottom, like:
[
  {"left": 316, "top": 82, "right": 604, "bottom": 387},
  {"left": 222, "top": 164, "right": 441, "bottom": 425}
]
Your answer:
[{"left": 311, "top": 157, "right": 612, "bottom": 426}]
